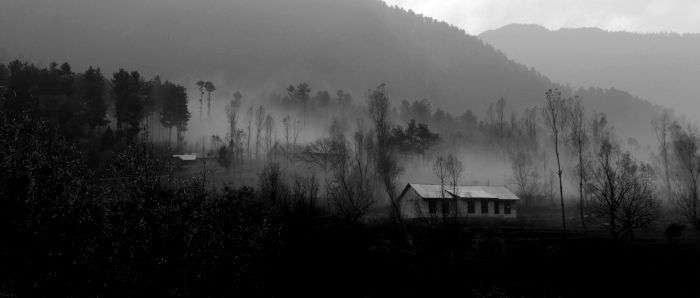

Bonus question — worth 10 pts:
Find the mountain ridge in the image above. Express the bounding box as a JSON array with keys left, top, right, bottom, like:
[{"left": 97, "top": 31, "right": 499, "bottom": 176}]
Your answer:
[
  {"left": 480, "top": 23, "right": 699, "bottom": 124},
  {"left": 0, "top": 0, "right": 663, "bottom": 145}
]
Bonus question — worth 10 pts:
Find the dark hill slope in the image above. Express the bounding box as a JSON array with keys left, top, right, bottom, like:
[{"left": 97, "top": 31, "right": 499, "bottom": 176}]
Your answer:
[{"left": 1, "top": 0, "right": 661, "bottom": 144}]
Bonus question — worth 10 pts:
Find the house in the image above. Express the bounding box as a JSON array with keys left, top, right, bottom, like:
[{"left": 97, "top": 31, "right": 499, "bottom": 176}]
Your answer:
[
  {"left": 398, "top": 183, "right": 520, "bottom": 219},
  {"left": 172, "top": 154, "right": 198, "bottom": 161}
]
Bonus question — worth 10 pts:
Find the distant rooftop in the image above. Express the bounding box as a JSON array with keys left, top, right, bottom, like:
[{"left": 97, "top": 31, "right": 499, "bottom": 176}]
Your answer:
[{"left": 403, "top": 183, "right": 519, "bottom": 201}]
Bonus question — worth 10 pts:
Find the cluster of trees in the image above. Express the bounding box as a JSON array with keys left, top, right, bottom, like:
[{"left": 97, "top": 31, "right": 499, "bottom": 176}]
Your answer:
[
  {"left": 213, "top": 82, "right": 442, "bottom": 173},
  {"left": 512, "top": 88, "right": 660, "bottom": 238},
  {"left": 273, "top": 83, "right": 357, "bottom": 121},
  {"left": 258, "top": 80, "right": 686, "bottom": 238},
  {"left": 398, "top": 88, "right": 669, "bottom": 238},
  {"left": 213, "top": 83, "right": 355, "bottom": 171},
  {"left": 2, "top": 70, "right": 696, "bottom": 296},
  {"left": 0, "top": 60, "right": 190, "bottom": 149},
  {"left": 298, "top": 84, "right": 430, "bottom": 223},
  {"left": 4, "top": 58, "right": 688, "bottom": 241},
  {"left": 653, "top": 112, "right": 700, "bottom": 229},
  {"left": 216, "top": 96, "right": 288, "bottom": 171},
  {"left": 303, "top": 120, "right": 377, "bottom": 221}
]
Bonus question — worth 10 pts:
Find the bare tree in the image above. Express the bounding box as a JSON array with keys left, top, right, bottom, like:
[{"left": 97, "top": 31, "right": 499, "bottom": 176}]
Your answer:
[
  {"left": 367, "top": 84, "right": 403, "bottom": 225},
  {"left": 246, "top": 105, "right": 254, "bottom": 160},
  {"left": 291, "top": 175, "right": 320, "bottom": 217},
  {"left": 652, "top": 110, "right": 673, "bottom": 198},
  {"left": 507, "top": 107, "right": 542, "bottom": 207},
  {"left": 446, "top": 154, "right": 463, "bottom": 194},
  {"left": 567, "top": 97, "right": 589, "bottom": 230},
  {"left": 324, "top": 120, "right": 377, "bottom": 221},
  {"left": 670, "top": 123, "right": 700, "bottom": 227},
  {"left": 588, "top": 139, "right": 659, "bottom": 239},
  {"left": 495, "top": 97, "right": 506, "bottom": 138},
  {"left": 254, "top": 105, "right": 265, "bottom": 159},
  {"left": 264, "top": 114, "right": 274, "bottom": 157},
  {"left": 204, "top": 81, "right": 216, "bottom": 117},
  {"left": 433, "top": 155, "right": 449, "bottom": 217},
  {"left": 433, "top": 156, "right": 448, "bottom": 197},
  {"left": 446, "top": 154, "right": 464, "bottom": 217},
  {"left": 509, "top": 149, "right": 539, "bottom": 205},
  {"left": 292, "top": 117, "right": 302, "bottom": 147},
  {"left": 225, "top": 94, "right": 243, "bottom": 161},
  {"left": 196, "top": 80, "right": 205, "bottom": 120},
  {"left": 542, "top": 89, "right": 571, "bottom": 231},
  {"left": 282, "top": 115, "right": 291, "bottom": 160}
]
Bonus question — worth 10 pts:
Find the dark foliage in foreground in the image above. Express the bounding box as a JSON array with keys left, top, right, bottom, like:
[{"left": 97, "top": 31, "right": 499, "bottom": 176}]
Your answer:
[
  {"left": 1, "top": 97, "right": 698, "bottom": 298},
  {"left": 1, "top": 60, "right": 698, "bottom": 297}
]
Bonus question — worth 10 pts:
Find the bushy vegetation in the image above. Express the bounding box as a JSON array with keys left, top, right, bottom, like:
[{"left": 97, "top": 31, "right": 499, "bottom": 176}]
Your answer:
[{"left": 2, "top": 58, "right": 699, "bottom": 297}]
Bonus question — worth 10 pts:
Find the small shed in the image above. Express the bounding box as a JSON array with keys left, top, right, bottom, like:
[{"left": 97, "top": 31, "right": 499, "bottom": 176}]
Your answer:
[{"left": 398, "top": 183, "right": 520, "bottom": 219}]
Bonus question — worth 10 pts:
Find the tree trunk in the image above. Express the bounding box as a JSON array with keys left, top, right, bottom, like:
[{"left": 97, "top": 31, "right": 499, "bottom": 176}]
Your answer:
[
  {"left": 207, "top": 92, "right": 211, "bottom": 117},
  {"left": 554, "top": 136, "right": 567, "bottom": 232},
  {"left": 168, "top": 127, "right": 172, "bottom": 147},
  {"left": 578, "top": 145, "right": 586, "bottom": 230},
  {"left": 693, "top": 179, "right": 698, "bottom": 223},
  {"left": 664, "top": 156, "right": 671, "bottom": 199},
  {"left": 609, "top": 205, "right": 617, "bottom": 239},
  {"left": 247, "top": 125, "right": 252, "bottom": 160}
]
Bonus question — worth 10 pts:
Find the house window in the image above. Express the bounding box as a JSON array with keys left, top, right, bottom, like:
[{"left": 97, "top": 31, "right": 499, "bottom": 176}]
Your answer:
[
  {"left": 481, "top": 200, "right": 489, "bottom": 214},
  {"left": 494, "top": 201, "right": 500, "bottom": 214},
  {"left": 467, "top": 201, "right": 475, "bottom": 214},
  {"left": 442, "top": 201, "right": 450, "bottom": 215},
  {"left": 428, "top": 200, "right": 437, "bottom": 214},
  {"left": 504, "top": 202, "right": 511, "bottom": 214}
]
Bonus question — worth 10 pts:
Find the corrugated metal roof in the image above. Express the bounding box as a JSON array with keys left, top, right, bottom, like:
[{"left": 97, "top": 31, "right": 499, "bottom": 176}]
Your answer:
[
  {"left": 405, "top": 183, "right": 519, "bottom": 201},
  {"left": 408, "top": 184, "right": 451, "bottom": 199},
  {"left": 173, "top": 154, "right": 198, "bottom": 161}
]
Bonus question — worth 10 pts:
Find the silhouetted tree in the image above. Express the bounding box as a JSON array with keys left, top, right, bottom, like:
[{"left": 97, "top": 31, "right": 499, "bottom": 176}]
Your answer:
[
  {"left": 670, "top": 123, "right": 700, "bottom": 228},
  {"left": 204, "top": 81, "right": 216, "bottom": 117},
  {"left": 652, "top": 110, "right": 674, "bottom": 198},
  {"left": 226, "top": 93, "right": 243, "bottom": 161},
  {"left": 159, "top": 81, "right": 190, "bottom": 148},
  {"left": 112, "top": 69, "right": 146, "bottom": 137},
  {"left": 264, "top": 115, "right": 274, "bottom": 157},
  {"left": 390, "top": 119, "right": 440, "bottom": 155},
  {"left": 588, "top": 139, "right": 659, "bottom": 239},
  {"left": 368, "top": 84, "right": 403, "bottom": 225},
  {"left": 319, "top": 120, "right": 377, "bottom": 221},
  {"left": 313, "top": 90, "right": 331, "bottom": 107},
  {"left": 542, "top": 89, "right": 570, "bottom": 231},
  {"left": 509, "top": 148, "right": 539, "bottom": 204},
  {"left": 433, "top": 155, "right": 449, "bottom": 202},
  {"left": 335, "top": 89, "right": 353, "bottom": 107},
  {"left": 567, "top": 97, "right": 589, "bottom": 229},
  {"left": 80, "top": 67, "right": 108, "bottom": 130},
  {"left": 254, "top": 106, "right": 266, "bottom": 159},
  {"left": 196, "top": 80, "right": 205, "bottom": 119},
  {"left": 495, "top": 97, "right": 506, "bottom": 138}
]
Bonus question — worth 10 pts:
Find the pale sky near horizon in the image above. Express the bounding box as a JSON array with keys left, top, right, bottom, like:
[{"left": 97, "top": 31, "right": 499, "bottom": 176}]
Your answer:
[{"left": 384, "top": 0, "right": 700, "bottom": 35}]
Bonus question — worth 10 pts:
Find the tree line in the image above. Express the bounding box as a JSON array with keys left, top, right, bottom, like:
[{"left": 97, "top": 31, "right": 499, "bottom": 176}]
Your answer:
[{"left": 0, "top": 60, "right": 190, "bottom": 150}]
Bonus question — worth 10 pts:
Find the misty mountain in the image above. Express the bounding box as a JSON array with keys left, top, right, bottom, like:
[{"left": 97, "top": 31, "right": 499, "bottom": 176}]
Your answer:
[
  {"left": 480, "top": 24, "right": 699, "bottom": 121},
  {"left": 1, "top": 0, "right": 660, "bottom": 145}
]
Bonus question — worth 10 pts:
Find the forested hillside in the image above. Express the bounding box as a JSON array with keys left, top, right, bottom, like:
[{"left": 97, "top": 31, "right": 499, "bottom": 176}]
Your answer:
[
  {"left": 1, "top": 0, "right": 662, "bottom": 146},
  {"left": 3, "top": 1, "right": 700, "bottom": 296}
]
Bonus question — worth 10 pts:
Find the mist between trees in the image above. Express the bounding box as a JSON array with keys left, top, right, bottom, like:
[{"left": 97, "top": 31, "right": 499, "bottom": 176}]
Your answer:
[
  {"left": 2, "top": 59, "right": 699, "bottom": 234},
  {"left": 1, "top": 59, "right": 699, "bottom": 296}
]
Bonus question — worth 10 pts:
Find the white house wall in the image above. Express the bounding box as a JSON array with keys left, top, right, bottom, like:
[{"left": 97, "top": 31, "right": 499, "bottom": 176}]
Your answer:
[{"left": 401, "top": 194, "right": 517, "bottom": 219}]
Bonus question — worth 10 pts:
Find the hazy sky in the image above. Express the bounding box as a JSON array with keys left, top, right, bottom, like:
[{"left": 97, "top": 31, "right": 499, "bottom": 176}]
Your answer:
[{"left": 384, "top": 0, "right": 700, "bottom": 35}]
